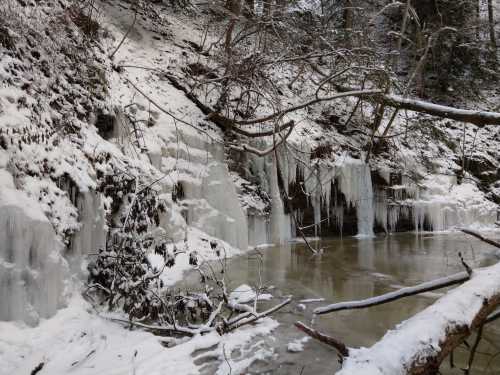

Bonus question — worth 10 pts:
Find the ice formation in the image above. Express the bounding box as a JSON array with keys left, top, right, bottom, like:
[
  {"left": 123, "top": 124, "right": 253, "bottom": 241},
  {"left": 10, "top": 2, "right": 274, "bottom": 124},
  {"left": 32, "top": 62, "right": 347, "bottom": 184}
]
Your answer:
[
  {"left": 272, "top": 148, "right": 496, "bottom": 237},
  {"left": 337, "top": 157, "right": 375, "bottom": 237},
  {"left": 0, "top": 169, "right": 67, "bottom": 325},
  {"left": 409, "top": 175, "right": 497, "bottom": 232},
  {"left": 70, "top": 191, "right": 106, "bottom": 268}
]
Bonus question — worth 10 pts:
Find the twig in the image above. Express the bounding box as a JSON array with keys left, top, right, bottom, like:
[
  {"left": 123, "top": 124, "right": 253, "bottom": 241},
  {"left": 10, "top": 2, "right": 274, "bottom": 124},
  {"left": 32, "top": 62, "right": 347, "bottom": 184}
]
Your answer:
[
  {"left": 30, "top": 362, "right": 44, "bottom": 375},
  {"left": 109, "top": 5, "right": 138, "bottom": 60},
  {"left": 459, "top": 252, "right": 473, "bottom": 276},
  {"left": 485, "top": 309, "right": 500, "bottom": 324},
  {"left": 464, "top": 323, "right": 484, "bottom": 375}
]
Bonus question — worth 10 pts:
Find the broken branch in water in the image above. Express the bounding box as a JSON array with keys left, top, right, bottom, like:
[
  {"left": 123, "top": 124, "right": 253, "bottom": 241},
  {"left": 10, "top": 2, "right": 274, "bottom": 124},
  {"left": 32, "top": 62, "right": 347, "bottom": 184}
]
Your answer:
[
  {"left": 314, "top": 271, "right": 470, "bottom": 315},
  {"left": 295, "top": 321, "right": 349, "bottom": 358}
]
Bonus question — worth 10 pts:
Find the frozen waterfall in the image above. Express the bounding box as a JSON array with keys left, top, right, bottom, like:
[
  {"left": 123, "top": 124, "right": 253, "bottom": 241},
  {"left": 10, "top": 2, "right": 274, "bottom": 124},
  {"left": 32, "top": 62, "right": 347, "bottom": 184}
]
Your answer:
[
  {"left": 70, "top": 191, "right": 106, "bottom": 270},
  {"left": 0, "top": 170, "right": 67, "bottom": 325}
]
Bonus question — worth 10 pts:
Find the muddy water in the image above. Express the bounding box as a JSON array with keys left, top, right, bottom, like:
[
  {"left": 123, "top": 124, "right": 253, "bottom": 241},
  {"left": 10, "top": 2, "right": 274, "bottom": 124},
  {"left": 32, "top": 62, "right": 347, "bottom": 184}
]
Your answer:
[{"left": 183, "top": 232, "right": 500, "bottom": 374}]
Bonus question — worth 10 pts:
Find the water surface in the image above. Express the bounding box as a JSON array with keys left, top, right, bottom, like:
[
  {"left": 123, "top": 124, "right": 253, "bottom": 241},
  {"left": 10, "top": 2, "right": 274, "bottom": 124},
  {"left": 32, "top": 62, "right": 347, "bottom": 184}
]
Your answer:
[{"left": 182, "top": 232, "right": 500, "bottom": 374}]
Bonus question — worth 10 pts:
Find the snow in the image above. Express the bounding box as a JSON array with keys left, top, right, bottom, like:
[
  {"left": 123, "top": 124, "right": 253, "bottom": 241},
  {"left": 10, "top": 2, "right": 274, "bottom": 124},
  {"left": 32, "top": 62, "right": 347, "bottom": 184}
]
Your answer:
[
  {"left": 229, "top": 284, "right": 257, "bottom": 305},
  {"left": 0, "top": 295, "right": 278, "bottom": 375},
  {"left": 287, "top": 337, "right": 310, "bottom": 353},
  {"left": 228, "top": 284, "right": 273, "bottom": 305},
  {"left": 0, "top": 2, "right": 283, "bottom": 372},
  {"left": 405, "top": 174, "right": 497, "bottom": 232}
]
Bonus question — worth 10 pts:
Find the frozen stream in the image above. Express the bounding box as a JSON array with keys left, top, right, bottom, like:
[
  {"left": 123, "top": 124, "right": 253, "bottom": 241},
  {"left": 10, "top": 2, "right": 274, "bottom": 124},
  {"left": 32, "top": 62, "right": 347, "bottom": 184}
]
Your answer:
[{"left": 177, "top": 232, "right": 500, "bottom": 374}]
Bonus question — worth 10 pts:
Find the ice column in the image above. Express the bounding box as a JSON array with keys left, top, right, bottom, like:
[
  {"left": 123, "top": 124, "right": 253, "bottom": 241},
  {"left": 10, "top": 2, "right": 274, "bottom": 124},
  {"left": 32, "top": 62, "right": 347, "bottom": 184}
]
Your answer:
[
  {"left": 0, "top": 170, "right": 67, "bottom": 325},
  {"left": 337, "top": 157, "right": 375, "bottom": 237},
  {"left": 269, "top": 154, "right": 291, "bottom": 244}
]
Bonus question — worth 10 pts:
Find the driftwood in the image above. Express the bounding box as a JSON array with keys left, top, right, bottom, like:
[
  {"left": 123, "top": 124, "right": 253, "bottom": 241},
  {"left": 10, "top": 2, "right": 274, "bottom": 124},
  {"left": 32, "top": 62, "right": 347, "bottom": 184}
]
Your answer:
[
  {"left": 295, "top": 321, "right": 349, "bottom": 357},
  {"left": 223, "top": 297, "right": 291, "bottom": 332},
  {"left": 316, "top": 230, "right": 499, "bottom": 315}
]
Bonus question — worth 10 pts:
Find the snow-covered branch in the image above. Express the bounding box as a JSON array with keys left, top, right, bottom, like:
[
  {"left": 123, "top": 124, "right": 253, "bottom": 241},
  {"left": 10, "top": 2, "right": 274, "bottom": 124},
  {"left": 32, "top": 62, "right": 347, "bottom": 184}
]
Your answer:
[
  {"left": 314, "top": 271, "right": 470, "bottom": 315},
  {"left": 460, "top": 229, "right": 500, "bottom": 249},
  {"left": 335, "top": 84, "right": 500, "bottom": 126}
]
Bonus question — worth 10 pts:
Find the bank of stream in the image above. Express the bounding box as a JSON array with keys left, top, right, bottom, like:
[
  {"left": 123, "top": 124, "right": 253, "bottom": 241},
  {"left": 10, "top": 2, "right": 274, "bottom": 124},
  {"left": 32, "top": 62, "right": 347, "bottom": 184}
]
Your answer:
[{"left": 176, "top": 232, "right": 500, "bottom": 374}]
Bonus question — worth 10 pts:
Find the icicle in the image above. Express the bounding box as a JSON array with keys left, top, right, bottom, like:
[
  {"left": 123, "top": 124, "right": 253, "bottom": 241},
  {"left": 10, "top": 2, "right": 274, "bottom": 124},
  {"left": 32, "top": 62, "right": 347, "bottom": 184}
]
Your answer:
[
  {"left": 269, "top": 153, "right": 291, "bottom": 244},
  {"left": 336, "top": 156, "right": 375, "bottom": 237},
  {"left": 70, "top": 191, "right": 106, "bottom": 268},
  {"left": 374, "top": 189, "right": 388, "bottom": 233},
  {"left": 334, "top": 201, "right": 344, "bottom": 235}
]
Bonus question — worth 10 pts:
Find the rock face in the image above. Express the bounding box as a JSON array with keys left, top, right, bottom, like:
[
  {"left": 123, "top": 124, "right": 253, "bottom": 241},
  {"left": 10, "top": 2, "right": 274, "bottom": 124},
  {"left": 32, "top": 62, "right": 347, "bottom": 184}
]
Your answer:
[{"left": 0, "top": 169, "right": 67, "bottom": 326}]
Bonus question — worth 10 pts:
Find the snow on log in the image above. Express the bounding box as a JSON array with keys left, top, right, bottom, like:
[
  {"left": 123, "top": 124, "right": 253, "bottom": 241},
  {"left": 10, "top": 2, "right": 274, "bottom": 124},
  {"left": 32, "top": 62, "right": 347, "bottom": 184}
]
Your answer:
[
  {"left": 334, "top": 262, "right": 500, "bottom": 375},
  {"left": 460, "top": 229, "right": 500, "bottom": 249},
  {"left": 381, "top": 94, "right": 500, "bottom": 126},
  {"left": 314, "top": 271, "right": 469, "bottom": 315},
  {"left": 335, "top": 85, "right": 500, "bottom": 126}
]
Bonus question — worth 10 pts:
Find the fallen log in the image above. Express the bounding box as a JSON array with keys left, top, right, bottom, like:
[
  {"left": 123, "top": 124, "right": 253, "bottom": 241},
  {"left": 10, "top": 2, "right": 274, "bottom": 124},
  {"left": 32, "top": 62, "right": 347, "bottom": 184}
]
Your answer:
[
  {"left": 314, "top": 271, "right": 470, "bottom": 315},
  {"left": 460, "top": 228, "right": 500, "bottom": 249},
  {"left": 333, "top": 261, "right": 500, "bottom": 375}
]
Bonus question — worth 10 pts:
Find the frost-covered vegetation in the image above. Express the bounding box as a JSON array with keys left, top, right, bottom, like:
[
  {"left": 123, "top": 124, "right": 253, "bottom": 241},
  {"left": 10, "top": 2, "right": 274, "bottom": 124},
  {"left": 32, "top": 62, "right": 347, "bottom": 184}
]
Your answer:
[{"left": 0, "top": 0, "right": 499, "bottom": 373}]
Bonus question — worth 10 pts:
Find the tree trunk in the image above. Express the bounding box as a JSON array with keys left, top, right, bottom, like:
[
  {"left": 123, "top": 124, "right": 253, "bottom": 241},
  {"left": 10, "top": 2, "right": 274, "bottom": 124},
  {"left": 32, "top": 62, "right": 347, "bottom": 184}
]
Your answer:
[
  {"left": 487, "top": 0, "right": 497, "bottom": 62},
  {"left": 342, "top": 0, "right": 353, "bottom": 29},
  {"left": 224, "top": 0, "right": 241, "bottom": 54},
  {"left": 262, "top": 0, "right": 272, "bottom": 18}
]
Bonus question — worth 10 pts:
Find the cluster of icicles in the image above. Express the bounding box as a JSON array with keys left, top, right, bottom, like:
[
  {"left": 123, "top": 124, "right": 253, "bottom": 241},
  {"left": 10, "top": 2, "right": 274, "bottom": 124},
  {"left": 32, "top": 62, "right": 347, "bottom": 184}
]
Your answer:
[{"left": 274, "top": 150, "right": 497, "bottom": 237}]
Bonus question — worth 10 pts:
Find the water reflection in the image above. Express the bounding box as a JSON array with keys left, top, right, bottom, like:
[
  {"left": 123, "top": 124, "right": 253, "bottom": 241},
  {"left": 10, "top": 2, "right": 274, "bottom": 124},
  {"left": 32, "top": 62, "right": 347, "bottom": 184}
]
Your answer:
[{"left": 190, "top": 232, "right": 500, "bottom": 374}]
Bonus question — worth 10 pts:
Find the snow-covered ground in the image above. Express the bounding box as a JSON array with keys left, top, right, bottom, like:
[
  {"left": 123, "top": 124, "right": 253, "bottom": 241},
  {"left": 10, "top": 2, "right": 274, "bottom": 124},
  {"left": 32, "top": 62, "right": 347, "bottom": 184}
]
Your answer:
[{"left": 0, "top": 294, "right": 278, "bottom": 375}]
